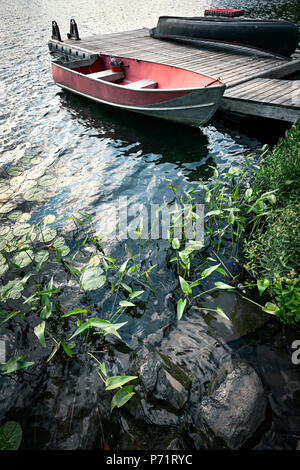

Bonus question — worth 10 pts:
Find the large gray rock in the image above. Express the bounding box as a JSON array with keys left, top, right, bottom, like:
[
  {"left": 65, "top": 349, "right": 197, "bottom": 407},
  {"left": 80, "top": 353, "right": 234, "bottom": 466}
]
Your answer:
[{"left": 196, "top": 363, "right": 267, "bottom": 449}]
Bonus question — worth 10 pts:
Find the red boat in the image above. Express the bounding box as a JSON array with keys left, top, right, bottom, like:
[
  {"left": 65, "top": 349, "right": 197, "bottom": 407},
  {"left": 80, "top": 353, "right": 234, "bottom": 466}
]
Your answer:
[{"left": 51, "top": 53, "right": 225, "bottom": 126}]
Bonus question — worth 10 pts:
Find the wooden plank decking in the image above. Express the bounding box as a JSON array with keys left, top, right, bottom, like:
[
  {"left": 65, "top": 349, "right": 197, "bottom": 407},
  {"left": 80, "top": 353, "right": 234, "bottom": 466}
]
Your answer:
[{"left": 49, "top": 28, "right": 300, "bottom": 122}]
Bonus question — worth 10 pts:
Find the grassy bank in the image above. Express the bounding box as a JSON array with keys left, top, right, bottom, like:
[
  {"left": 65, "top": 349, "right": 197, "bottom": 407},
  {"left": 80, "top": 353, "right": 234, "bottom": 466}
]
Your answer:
[{"left": 243, "top": 117, "right": 300, "bottom": 324}]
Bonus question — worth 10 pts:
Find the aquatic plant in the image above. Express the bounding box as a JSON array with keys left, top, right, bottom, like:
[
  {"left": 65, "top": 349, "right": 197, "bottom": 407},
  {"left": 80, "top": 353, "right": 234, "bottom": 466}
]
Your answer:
[{"left": 0, "top": 212, "right": 146, "bottom": 411}]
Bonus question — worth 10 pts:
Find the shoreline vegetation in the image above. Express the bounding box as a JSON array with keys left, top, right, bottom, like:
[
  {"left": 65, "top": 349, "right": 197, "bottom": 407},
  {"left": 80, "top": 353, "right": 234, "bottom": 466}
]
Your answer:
[{"left": 0, "top": 118, "right": 299, "bottom": 449}]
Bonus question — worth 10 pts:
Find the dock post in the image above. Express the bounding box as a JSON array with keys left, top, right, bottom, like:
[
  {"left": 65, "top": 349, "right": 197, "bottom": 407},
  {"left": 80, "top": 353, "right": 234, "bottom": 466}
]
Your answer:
[
  {"left": 51, "top": 21, "right": 62, "bottom": 42},
  {"left": 67, "top": 19, "right": 81, "bottom": 40}
]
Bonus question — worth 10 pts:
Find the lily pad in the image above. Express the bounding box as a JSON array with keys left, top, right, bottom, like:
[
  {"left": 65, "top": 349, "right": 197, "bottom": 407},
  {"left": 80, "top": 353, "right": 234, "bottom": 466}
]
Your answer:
[
  {"left": 0, "top": 189, "right": 13, "bottom": 201},
  {"left": 27, "top": 168, "right": 45, "bottom": 180},
  {"left": 34, "top": 250, "right": 49, "bottom": 264},
  {"left": 80, "top": 266, "right": 105, "bottom": 291},
  {"left": 13, "top": 224, "right": 31, "bottom": 237},
  {"left": 0, "top": 264, "right": 8, "bottom": 275},
  {"left": 0, "top": 226, "right": 10, "bottom": 236},
  {"left": 0, "top": 254, "right": 6, "bottom": 265},
  {"left": 8, "top": 211, "right": 30, "bottom": 222},
  {"left": 56, "top": 176, "right": 73, "bottom": 188},
  {"left": 19, "top": 179, "right": 37, "bottom": 192},
  {"left": 0, "top": 183, "right": 9, "bottom": 193},
  {"left": 7, "top": 166, "right": 25, "bottom": 176},
  {"left": 38, "top": 174, "right": 56, "bottom": 187},
  {"left": 9, "top": 175, "right": 24, "bottom": 187},
  {"left": 58, "top": 244, "right": 70, "bottom": 256},
  {"left": 52, "top": 236, "right": 65, "bottom": 249},
  {"left": 0, "top": 421, "right": 22, "bottom": 450},
  {"left": 3, "top": 242, "right": 18, "bottom": 253},
  {"left": 23, "top": 187, "right": 44, "bottom": 201},
  {"left": 13, "top": 250, "right": 34, "bottom": 268},
  {"left": 39, "top": 228, "right": 57, "bottom": 243},
  {"left": 0, "top": 202, "right": 16, "bottom": 214},
  {"left": 43, "top": 214, "right": 56, "bottom": 225}
]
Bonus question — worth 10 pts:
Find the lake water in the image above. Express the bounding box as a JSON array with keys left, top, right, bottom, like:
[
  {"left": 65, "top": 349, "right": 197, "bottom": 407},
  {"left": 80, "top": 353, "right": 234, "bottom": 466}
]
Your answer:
[{"left": 0, "top": 0, "right": 299, "bottom": 450}]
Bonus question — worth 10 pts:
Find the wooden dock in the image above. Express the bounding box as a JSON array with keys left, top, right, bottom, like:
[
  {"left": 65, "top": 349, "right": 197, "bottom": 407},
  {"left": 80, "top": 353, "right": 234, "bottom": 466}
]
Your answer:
[{"left": 49, "top": 28, "right": 300, "bottom": 122}]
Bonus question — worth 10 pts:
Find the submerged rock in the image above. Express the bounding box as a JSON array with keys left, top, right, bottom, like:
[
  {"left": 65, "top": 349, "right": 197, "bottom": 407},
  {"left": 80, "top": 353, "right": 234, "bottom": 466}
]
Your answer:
[{"left": 195, "top": 363, "right": 268, "bottom": 449}]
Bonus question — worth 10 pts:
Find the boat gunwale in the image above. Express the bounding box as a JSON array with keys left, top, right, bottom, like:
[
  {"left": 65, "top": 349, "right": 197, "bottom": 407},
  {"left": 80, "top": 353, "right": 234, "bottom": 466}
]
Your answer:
[{"left": 51, "top": 59, "right": 226, "bottom": 93}]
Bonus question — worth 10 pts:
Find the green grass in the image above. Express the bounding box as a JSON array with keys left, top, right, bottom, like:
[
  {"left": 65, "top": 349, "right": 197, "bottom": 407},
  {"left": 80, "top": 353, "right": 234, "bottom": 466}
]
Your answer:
[{"left": 243, "top": 117, "right": 300, "bottom": 324}]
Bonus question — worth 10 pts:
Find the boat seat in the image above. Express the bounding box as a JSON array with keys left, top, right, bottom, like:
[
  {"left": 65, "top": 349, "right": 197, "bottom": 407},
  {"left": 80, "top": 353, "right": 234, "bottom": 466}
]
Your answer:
[
  {"left": 124, "top": 79, "right": 158, "bottom": 89},
  {"left": 87, "top": 69, "right": 125, "bottom": 82}
]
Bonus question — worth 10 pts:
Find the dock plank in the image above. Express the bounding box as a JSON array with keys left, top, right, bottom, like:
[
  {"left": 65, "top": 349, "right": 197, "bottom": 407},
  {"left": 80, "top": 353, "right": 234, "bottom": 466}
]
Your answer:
[{"left": 49, "top": 27, "right": 300, "bottom": 122}]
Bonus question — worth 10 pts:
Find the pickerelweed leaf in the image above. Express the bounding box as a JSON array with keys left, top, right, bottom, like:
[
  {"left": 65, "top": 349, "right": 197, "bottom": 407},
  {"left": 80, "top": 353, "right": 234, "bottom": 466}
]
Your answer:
[
  {"left": 177, "top": 298, "right": 187, "bottom": 321},
  {"left": 111, "top": 386, "right": 135, "bottom": 412},
  {"left": 0, "top": 421, "right": 22, "bottom": 450},
  {"left": 119, "top": 300, "right": 135, "bottom": 308},
  {"left": 214, "top": 282, "right": 235, "bottom": 290},
  {"left": 216, "top": 306, "right": 230, "bottom": 321},
  {"left": 257, "top": 278, "right": 270, "bottom": 296},
  {"left": 179, "top": 276, "right": 192, "bottom": 296},
  {"left": 201, "top": 264, "right": 221, "bottom": 279},
  {"left": 61, "top": 308, "right": 87, "bottom": 318},
  {"left": 46, "top": 342, "right": 61, "bottom": 363},
  {"left": 105, "top": 375, "right": 138, "bottom": 391},
  {"left": 0, "top": 310, "right": 19, "bottom": 326},
  {"left": 0, "top": 355, "right": 34, "bottom": 375},
  {"left": 34, "top": 321, "right": 46, "bottom": 347},
  {"left": 61, "top": 341, "right": 74, "bottom": 358}
]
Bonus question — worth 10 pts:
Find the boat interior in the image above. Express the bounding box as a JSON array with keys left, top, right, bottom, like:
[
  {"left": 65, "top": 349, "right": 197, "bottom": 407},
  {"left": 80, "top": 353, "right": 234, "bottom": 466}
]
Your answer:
[{"left": 55, "top": 54, "right": 224, "bottom": 90}]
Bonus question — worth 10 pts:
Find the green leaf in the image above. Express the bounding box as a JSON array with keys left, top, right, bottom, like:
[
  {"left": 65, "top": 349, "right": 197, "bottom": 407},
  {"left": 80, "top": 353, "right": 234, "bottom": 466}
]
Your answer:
[
  {"left": 46, "top": 342, "right": 61, "bottom": 363},
  {"left": 23, "top": 187, "right": 44, "bottom": 201},
  {"left": 118, "top": 259, "right": 129, "bottom": 275},
  {"left": 80, "top": 267, "right": 105, "bottom": 291},
  {"left": 216, "top": 306, "right": 230, "bottom": 321},
  {"left": 214, "top": 282, "right": 235, "bottom": 290},
  {"left": 39, "top": 228, "right": 57, "bottom": 243},
  {"left": 105, "top": 375, "right": 138, "bottom": 391},
  {"left": 179, "top": 276, "right": 192, "bottom": 296},
  {"left": 201, "top": 264, "right": 220, "bottom": 279},
  {"left": 171, "top": 238, "right": 180, "bottom": 249},
  {"left": 68, "top": 322, "right": 90, "bottom": 340},
  {"left": 61, "top": 308, "right": 88, "bottom": 318},
  {"left": 0, "top": 421, "right": 22, "bottom": 450},
  {"left": 111, "top": 386, "right": 135, "bottom": 412},
  {"left": 257, "top": 278, "right": 270, "bottom": 296},
  {"left": 119, "top": 300, "right": 135, "bottom": 308},
  {"left": 12, "top": 250, "right": 34, "bottom": 268},
  {"left": 34, "top": 321, "right": 46, "bottom": 347},
  {"left": 99, "top": 362, "right": 107, "bottom": 377},
  {"left": 262, "top": 302, "right": 280, "bottom": 315},
  {"left": 61, "top": 341, "right": 74, "bottom": 358},
  {"left": 205, "top": 209, "right": 222, "bottom": 218},
  {"left": 177, "top": 298, "right": 187, "bottom": 321},
  {"left": 0, "top": 355, "right": 34, "bottom": 375},
  {"left": 0, "top": 310, "right": 20, "bottom": 326},
  {"left": 128, "top": 290, "right": 144, "bottom": 300}
]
